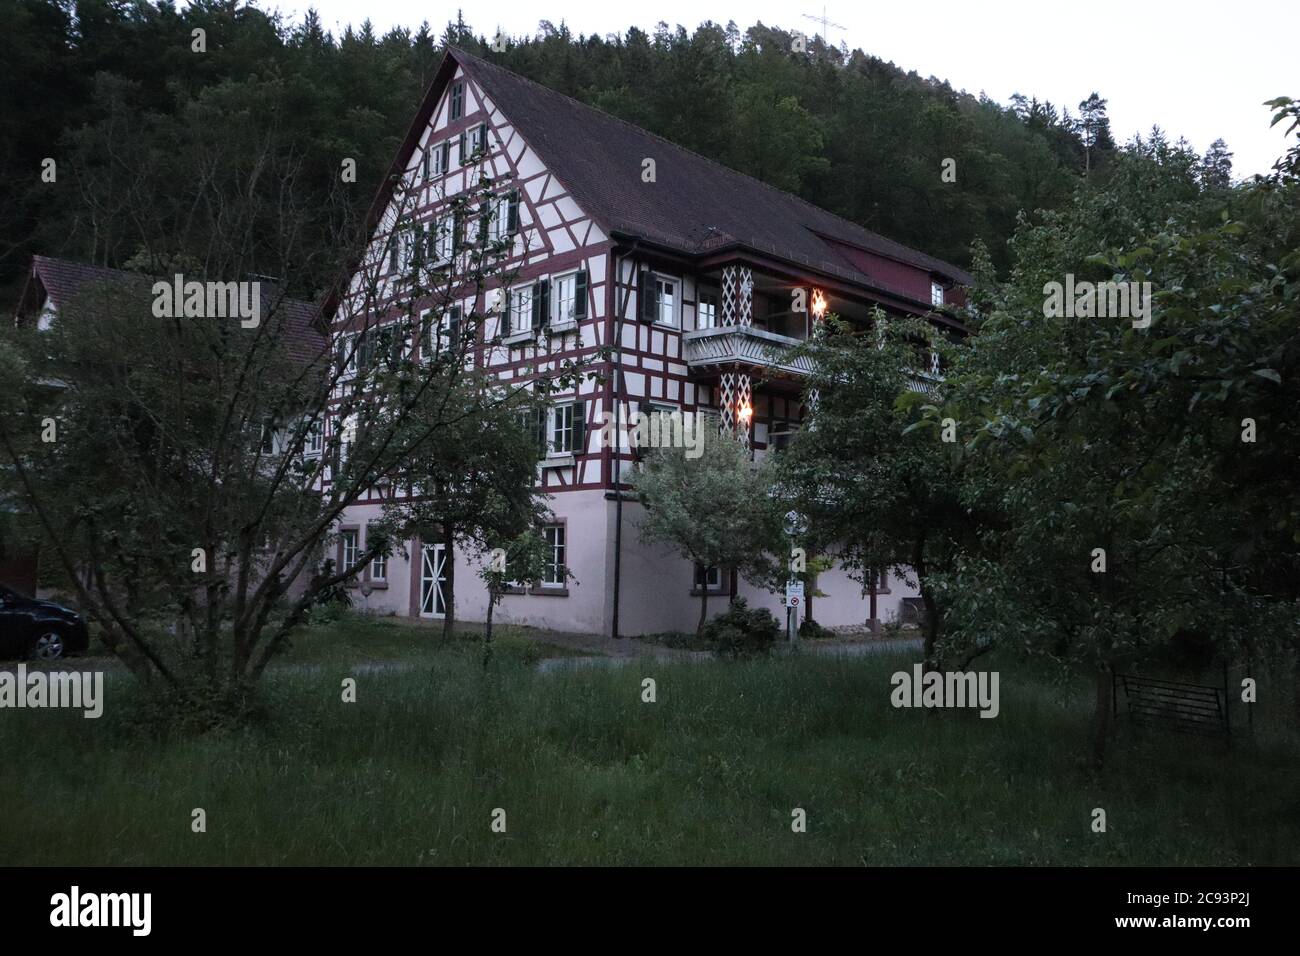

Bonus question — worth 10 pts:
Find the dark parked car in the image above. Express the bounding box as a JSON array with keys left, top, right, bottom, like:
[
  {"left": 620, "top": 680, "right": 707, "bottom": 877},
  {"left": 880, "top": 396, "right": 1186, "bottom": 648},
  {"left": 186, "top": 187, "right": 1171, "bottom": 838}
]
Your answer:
[{"left": 0, "top": 584, "right": 90, "bottom": 661}]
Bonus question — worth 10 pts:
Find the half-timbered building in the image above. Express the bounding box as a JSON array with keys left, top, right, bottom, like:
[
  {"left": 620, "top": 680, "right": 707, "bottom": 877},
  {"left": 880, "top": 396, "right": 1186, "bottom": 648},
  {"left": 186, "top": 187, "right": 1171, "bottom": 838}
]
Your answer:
[{"left": 333, "top": 48, "right": 973, "bottom": 636}]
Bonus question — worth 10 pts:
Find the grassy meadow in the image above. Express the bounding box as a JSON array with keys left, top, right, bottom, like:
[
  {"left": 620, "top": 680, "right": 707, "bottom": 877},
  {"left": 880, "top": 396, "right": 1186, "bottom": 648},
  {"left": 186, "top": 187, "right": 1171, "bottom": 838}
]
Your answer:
[{"left": 2, "top": 615, "right": 1297, "bottom": 865}]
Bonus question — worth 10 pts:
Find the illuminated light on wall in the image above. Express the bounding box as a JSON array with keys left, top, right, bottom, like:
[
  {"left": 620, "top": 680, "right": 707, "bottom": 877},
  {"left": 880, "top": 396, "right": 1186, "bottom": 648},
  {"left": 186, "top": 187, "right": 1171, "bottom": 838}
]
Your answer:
[{"left": 811, "top": 288, "right": 828, "bottom": 319}]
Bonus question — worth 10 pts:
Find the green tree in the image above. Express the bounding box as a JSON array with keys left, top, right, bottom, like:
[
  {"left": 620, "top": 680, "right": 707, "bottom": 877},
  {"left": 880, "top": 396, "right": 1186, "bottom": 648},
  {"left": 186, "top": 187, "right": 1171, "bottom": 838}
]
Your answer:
[
  {"left": 630, "top": 426, "right": 781, "bottom": 636},
  {"left": 477, "top": 527, "right": 549, "bottom": 669},
  {"left": 777, "top": 313, "right": 977, "bottom": 664},
  {"left": 942, "top": 117, "right": 1300, "bottom": 763}
]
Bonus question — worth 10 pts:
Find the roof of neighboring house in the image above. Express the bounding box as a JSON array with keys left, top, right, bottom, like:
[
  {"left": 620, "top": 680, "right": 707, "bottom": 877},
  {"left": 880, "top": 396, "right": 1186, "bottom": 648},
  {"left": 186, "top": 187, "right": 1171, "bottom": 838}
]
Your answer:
[
  {"left": 17, "top": 256, "right": 327, "bottom": 363},
  {"left": 447, "top": 48, "right": 974, "bottom": 297}
]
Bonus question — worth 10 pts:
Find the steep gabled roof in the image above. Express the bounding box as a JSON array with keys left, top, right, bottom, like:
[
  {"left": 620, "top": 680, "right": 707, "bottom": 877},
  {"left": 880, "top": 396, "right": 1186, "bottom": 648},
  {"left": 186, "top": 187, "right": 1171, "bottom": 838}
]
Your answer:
[
  {"left": 448, "top": 48, "right": 973, "bottom": 294},
  {"left": 19, "top": 256, "right": 326, "bottom": 364}
]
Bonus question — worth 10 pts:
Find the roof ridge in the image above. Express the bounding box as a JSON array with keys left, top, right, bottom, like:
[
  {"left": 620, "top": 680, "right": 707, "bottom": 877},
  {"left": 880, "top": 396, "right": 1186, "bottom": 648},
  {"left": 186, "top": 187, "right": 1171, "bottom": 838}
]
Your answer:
[
  {"left": 450, "top": 46, "right": 971, "bottom": 280},
  {"left": 32, "top": 255, "right": 318, "bottom": 306}
]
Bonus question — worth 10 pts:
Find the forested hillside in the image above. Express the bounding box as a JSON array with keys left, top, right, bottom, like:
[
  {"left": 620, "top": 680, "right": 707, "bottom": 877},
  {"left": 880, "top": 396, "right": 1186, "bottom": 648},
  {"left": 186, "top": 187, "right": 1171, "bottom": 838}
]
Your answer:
[{"left": 0, "top": 0, "right": 1222, "bottom": 304}]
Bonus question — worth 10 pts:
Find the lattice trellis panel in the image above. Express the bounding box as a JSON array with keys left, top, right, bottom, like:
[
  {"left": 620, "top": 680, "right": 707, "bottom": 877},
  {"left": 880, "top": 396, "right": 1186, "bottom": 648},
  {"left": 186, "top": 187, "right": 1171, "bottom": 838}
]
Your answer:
[
  {"left": 721, "top": 267, "right": 737, "bottom": 327},
  {"left": 738, "top": 269, "right": 753, "bottom": 327},
  {"left": 719, "top": 370, "right": 752, "bottom": 449},
  {"left": 720, "top": 265, "right": 754, "bottom": 328},
  {"left": 720, "top": 371, "right": 737, "bottom": 433}
]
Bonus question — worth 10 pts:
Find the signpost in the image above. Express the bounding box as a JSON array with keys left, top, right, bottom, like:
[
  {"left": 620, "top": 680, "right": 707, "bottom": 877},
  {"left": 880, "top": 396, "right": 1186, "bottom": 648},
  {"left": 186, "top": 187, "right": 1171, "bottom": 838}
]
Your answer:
[{"left": 782, "top": 510, "right": 808, "bottom": 643}]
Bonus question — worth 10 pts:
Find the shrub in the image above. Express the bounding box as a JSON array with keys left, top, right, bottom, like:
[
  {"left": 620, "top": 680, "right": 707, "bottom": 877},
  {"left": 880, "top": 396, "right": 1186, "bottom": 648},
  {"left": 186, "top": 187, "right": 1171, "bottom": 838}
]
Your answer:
[
  {"left": 798, "top": 618, "right": 831, "bottom": 640},
  {"left": 703, "top": 599, "right": 780, "bottom": 658}
]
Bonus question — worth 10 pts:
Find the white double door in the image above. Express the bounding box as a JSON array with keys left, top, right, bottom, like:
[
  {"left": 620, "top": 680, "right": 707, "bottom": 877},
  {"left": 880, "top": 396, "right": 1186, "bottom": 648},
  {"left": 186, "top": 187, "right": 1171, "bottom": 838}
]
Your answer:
[{"left": 419, "top": 543, "right": 447, "bottom": 617}]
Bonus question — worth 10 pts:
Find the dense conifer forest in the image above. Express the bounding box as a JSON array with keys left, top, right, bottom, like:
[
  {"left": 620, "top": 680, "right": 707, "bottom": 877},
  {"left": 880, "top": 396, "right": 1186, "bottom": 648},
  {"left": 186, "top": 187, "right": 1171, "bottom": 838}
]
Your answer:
[{"left": 3, "top": 0, "right": 1223, "bottom": 302}]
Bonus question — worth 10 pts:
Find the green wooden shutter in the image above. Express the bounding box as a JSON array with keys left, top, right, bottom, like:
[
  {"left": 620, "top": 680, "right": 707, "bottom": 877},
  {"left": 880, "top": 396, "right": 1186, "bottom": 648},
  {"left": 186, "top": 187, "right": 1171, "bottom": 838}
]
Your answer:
[
  {"left": 507, "top": 190, "right": 520, "bottom": 234},
  {"left": 638, "top": 270, "right": 656, "bottom": 322},
  {"left": 534, "top": 406, "right": 547, "bottom": 453},
  {"left": 571, "top": 401, "right": 585, "bottom": 455},
  {"left": 533, "top": 278, "right": 550, "bottom": 328},
  {"left": 357, "top": 330, "right": 374, "bottom": 373},
  {"left": 439, "top": 141, "right": 450, "bottom": 173},
  {"left": 452, "top": 208, "right": 464, "bottom": 253},
  {"left": 458, "top": 131, "right": 466, "bottom": 165},
  {"left": 448, "top": 307, "right": 462, "bottom": 352},
  {"left": 573, "top": 269, "right": 589, "bottom": 320},
  {"left": 478, "top": 122, "right": 489, "bottom": 153}
]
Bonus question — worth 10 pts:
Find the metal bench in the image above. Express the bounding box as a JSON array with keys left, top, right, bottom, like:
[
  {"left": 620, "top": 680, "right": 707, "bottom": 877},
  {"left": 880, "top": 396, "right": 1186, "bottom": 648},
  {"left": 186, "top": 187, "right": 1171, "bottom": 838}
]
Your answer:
[{"left": 1113, "top": 672, "right": 1232, "bottom": 739}]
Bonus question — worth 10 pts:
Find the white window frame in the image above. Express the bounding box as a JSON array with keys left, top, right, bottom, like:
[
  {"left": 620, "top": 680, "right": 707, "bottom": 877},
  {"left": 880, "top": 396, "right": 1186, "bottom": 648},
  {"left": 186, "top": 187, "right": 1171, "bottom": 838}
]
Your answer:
[
  {"left": 542, "top": 525, "right": 566, "bottom": 587},
  {"left": 302, "top": 417, "right": 324, "bottom": 458},
  {"left": 428, "top": 305, "right": 461, "bottom": 360},
  {"left": 335, "top": 332, "right": 358, "bottom": 379},
  {"left": 550, "top": 403, "right": 575, "bottom": 456},
  {"left": 697, "top": 288, "right": 720, "bottom": 330},
  {"left": 340, "top": 530, "right": 359, "bottom": 572},
  {"left": 655, "top": 275, "right": 679, "bottom": 327},
  {"left": 430, "top": 216, "right": 453, "bottom": 264},
  {"left": 695, "top": 563, "right": 724, "bottom": 591},
  {"left": 931, "top": 281, "right": 944, "bottom": 307},
  {"left": 259, "top": 420, "right": 279, "bottom": 455},
  {"left": 509, "top": 286, "right": 534, "bottom": 335},
  {"left": 551, "top": 271, "right": 579, "bottom": 327},
  {"left": 339, "top": 413, "right": 358, "bottom": 464},
  {"left": 369, "top": 541, "right": 387, "bottom": 582},
  {"left": 487, "top": 194, "right": 511, "bottom": 243}
]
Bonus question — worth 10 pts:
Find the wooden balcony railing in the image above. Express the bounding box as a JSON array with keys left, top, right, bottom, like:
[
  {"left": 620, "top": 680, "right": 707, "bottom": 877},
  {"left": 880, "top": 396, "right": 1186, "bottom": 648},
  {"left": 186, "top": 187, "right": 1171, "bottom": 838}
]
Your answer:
[{"left": 682, "top": 326, "right": 815, "bottom": 377}]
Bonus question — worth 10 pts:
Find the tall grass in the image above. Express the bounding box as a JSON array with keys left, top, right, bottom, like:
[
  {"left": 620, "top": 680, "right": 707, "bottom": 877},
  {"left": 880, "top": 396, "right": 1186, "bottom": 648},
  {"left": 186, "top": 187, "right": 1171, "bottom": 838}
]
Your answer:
[{"left": 2, "top": 622, "right": 1297, "bottom": 865}]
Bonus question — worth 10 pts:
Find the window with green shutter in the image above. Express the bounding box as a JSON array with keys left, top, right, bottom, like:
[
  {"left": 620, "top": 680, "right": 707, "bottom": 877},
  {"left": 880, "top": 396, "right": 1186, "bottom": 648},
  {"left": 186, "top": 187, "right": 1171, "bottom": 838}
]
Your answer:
[
  {"left": 571, "top": 401, "right": 586, "bottom": 455},
  {"left": 573, "top": 269, "right": 588, "bottom": 320},
  {"left": 532, "top": 278, "right": 551, "bottom": 329},
  {"left": 506, "top": 190, "right": 520, "bottom": 234},
  {"left": 638, "top": 269, "right": 657, "bottom": 322}
]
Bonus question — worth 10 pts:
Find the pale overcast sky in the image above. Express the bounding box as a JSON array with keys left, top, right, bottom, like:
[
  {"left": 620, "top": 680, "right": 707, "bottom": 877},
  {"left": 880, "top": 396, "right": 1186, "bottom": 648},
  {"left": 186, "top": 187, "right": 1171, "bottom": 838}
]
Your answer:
[{"left": 267, "top": 0, "right": 1296, "bottom": 178}]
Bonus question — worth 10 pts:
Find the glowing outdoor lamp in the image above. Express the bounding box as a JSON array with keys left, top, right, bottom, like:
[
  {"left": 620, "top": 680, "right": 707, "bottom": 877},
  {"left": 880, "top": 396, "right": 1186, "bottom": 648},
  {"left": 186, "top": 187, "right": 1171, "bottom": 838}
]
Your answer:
[
  {"left": 810, "top": 288, "right": 828, "bottom": 319},
  {"left": 737, "top": 401, "right": 753, "bottom": 425}
]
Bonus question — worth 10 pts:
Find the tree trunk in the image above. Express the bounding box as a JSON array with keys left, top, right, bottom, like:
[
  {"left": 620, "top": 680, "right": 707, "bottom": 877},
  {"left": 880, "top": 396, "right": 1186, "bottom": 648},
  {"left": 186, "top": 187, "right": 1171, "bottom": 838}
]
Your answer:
[
  {"left": 920, "top": 585, "right": 941, "bottom": 668},
  {"left": 697, "top": 587, "right": 709, "bottom": 638},
  {"left": 441, "top": 524, "right": 455, "bottom": 641},
  {"left": 1091, "top": 662, "right": 1113, "bottom": 769},
  {"left": 483, "top": 593, "right": 495, "bottom": 670},
  {"left": 912, "top": 537, "right": 940, "bottom": 669},
  {"left": 1292, "top": 648, "right": 1300, "bottom": 730},
  {"left": 806, "top": 571, "right": 816, "bottom": 626}
]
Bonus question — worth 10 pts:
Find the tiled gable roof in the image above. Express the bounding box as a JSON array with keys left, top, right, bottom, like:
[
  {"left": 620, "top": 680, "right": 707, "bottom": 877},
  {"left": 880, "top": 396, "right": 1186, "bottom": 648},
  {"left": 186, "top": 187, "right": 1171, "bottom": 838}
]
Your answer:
[
  {"left": 24, "top": 256, "right": 326, "bottom": 364},
  {"left": 450, "top": 48, "right": 974, "bottom": 297}
]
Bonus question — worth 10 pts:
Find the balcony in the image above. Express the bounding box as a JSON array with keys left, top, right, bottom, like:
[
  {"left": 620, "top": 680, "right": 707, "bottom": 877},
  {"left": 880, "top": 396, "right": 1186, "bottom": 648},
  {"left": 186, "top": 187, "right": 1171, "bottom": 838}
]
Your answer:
[
  {"left": 682, "top": 326, "right": 815, "bottom": 378},
  {"left": 906, "top": 371, "right": 943, "bottom": 395}
]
